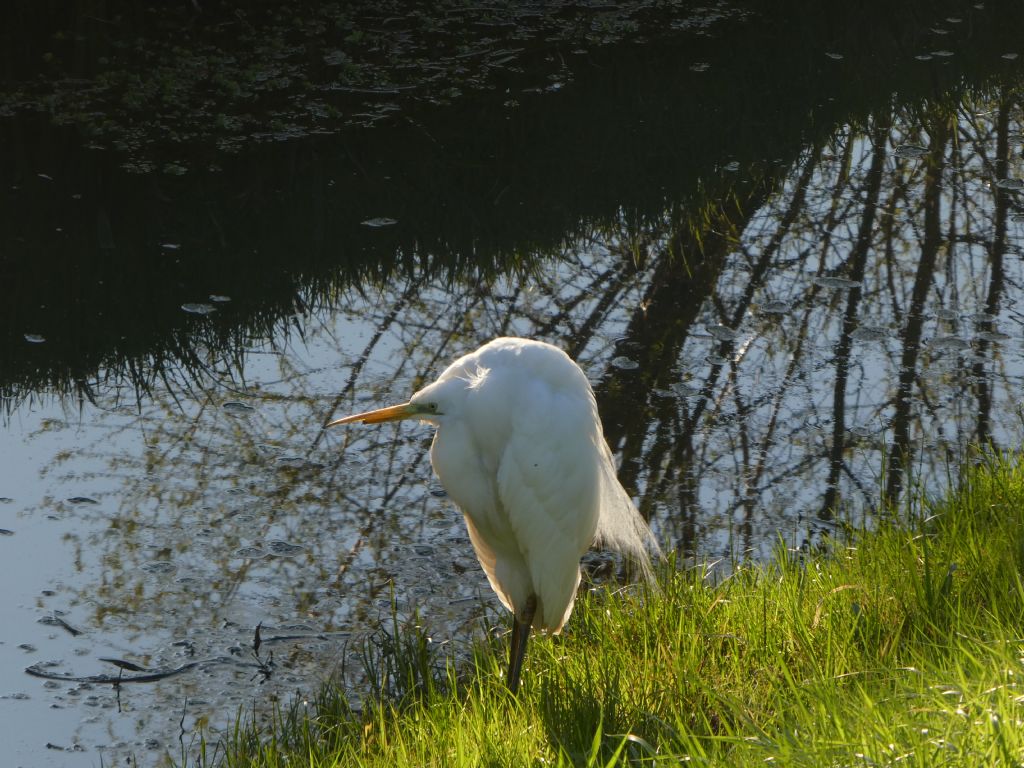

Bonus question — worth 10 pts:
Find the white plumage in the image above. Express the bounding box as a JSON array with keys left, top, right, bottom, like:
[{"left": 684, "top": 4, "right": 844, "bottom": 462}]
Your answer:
[{"left": 328, "top": 337, "right": 658, "bottom": 692}]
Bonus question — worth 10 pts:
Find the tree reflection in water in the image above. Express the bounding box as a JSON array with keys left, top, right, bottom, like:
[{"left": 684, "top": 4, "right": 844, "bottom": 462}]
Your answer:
[
  {"left": 48, "top": 92, "right": 1024, "bottom": 612},
  {"left": 324, "top": 94, "right": 1024, "bottom": 565},
  {"left": 15, "top": 87, "right": 1024, "bottom": 763}
]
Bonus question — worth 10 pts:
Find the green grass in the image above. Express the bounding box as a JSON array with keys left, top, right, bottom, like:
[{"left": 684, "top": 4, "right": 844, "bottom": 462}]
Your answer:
[{"left": 208, "top": 456, "right": 1024, "bottom": 766}]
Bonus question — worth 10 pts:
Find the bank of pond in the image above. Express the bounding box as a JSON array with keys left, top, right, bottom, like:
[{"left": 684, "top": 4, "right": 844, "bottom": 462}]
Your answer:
[{"left": 203, "top": 455, "right": 1024, "bottom": 767}]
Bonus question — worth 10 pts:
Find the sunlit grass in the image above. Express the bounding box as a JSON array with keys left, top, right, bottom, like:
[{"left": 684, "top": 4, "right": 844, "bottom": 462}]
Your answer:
[{"left": 205, "top": 455, "right": 1024, "bottom": 766}]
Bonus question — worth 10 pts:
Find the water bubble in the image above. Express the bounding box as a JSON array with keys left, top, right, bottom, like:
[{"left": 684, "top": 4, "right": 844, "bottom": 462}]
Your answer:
[
  {"left": 706, "top": 324, "right": 739, "bottom": 341},
  {"left": 267, "top": 540, "right": 305, "bottom": 557},
  {"left": 610, "top": 356, "right": 639, "bottom": 370},
  {"left": 813, "top": 276, "right": 860, "bottom": 290},
  {"left": 181, "top": 303, "right": 216, "bottom": 315},
  {"left": 233, "top": 546, "right": 267, "bottom": 559},
  {"left": 760, "top": 300, "right": 791, "bottom": 314},
  {"left": 851, "top": 326, "right": 889, "bottom": 341},
  {"left": 928, "top": 336, "right": 970, "bottom": 351},
  {"left": 895, "top": 144, "right": 928, "bottom": 158},
  {"left": 141, "top": 561, "right": 177, "bottom": 575},
  {"left": 671, "top": 382, "right": 699, "bottom": 397},
  {"left": 361, "top": 217, "right": 398, "bottom": 228}
]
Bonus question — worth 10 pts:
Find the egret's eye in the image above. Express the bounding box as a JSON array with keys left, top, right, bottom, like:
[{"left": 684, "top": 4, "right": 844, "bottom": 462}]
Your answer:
[{"left": 428, "top": 402, "right": 439, "bottom": 412}]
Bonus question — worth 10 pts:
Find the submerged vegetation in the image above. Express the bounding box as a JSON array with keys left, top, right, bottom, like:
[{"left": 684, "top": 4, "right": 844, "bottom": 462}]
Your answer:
[
  {"left": 200, "top": 455, "right": 1024, "bottom": 766},
  {"left": 1, "top": 0, "right": 746, "bottom": 170}
]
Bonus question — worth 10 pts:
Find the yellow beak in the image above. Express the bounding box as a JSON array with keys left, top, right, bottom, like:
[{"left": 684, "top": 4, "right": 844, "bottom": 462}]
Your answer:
[{"left": 326, "top": 402, "right": 419, "bottom": 427}]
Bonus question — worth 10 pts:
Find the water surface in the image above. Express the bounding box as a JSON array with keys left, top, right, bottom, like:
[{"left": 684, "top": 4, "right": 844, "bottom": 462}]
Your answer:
[{"left": 2, "top": 2, "right": 1024, "bottom": 765}]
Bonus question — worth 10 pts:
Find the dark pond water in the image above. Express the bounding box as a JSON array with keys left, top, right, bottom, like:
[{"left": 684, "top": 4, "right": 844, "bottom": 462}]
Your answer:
[{"left": 3, "top": 1, "right": 1024, "bottom": 765}]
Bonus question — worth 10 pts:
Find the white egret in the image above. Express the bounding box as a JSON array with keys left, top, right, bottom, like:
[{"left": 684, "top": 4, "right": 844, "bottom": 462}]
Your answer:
[{"left": 327, "top": 337, "right": 658, "bottom": 693}]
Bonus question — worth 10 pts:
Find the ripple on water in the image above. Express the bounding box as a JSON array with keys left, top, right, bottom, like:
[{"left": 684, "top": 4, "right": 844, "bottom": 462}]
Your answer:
[
  {"left": 706, "top": 324, "right": 739, "bottom": 341},
  {"left": 895, "top": 144, "right": 929, "bottom": 158},
  {"left": 995, "top": 178, "right": 1024, "bottom": 190},
  {"left": 140, "top": 561, "right": 177, "bottom": 575},
  {"left": 851, "top": 325, "right": 889, "bottom": 342},
  {"left": 222, "top": 401, "right": 255, "bottom": 413},
  {"left": 233, "top": 546, "right": 267, "bottom": 559},
  {"left": 977, "top": 331, "right": 1011, "bottom": 342},
  {"left": 760, "top": 300, "right": 791, "bottom": 314},
  {"left": 181, "top": 303, "right": 217, "bottom": 315},
  {"left": 968, "top": 312, "right": 999, "bottom": 323},
  {"left": 813, "top": 276, "right": 861, "bottom": 290},
  {"left": 928, "top": 335, "right": 971, "bottom": 351},
  {"left": 671, "top": 382, "right": 699, "bottom": 397},
  {"left": 266, "top": 540, "right": 305, "bottom": 557}
]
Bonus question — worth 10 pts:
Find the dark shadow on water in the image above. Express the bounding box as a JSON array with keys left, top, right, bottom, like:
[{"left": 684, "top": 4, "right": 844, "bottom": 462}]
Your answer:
[{"left": 3, "top": 0, "right": 1023, "bottom": 413}]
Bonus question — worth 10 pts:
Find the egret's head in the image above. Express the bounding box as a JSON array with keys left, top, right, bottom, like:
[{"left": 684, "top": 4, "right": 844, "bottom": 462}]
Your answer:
[
  {"left": 325, "top": 381, "right": 454, "bottom": 429},
  {"left": 326, "top": 367, "right": 482, "bottom": 429},
  {"left": 325, "top": 398, "right": 438, "bottom": 429}
]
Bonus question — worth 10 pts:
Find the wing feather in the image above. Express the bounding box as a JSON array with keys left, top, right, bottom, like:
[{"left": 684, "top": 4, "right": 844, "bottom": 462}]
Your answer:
[{"left": 495, "top": 382, "right": 600, "bottom": 630}]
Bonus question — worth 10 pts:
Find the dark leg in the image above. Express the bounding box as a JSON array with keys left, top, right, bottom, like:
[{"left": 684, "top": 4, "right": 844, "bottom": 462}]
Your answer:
[{"left": 506, "top": 593, "right": 537, "bottom": 695}]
